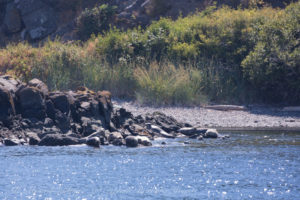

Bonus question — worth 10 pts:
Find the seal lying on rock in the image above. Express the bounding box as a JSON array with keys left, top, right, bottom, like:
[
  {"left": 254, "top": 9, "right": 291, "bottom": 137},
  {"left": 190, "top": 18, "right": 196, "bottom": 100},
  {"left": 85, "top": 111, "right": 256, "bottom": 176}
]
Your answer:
[
  {"left": 145, "top": 123, "right": 175, "bottom": 138},
  {"left": 0, "top": 76, "right": 228, "bottom": 148}
]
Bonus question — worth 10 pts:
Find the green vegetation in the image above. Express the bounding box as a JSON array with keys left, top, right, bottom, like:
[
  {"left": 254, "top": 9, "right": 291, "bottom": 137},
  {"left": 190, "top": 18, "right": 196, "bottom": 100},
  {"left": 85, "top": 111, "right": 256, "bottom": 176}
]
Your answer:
[
  {"left": 0, "top": 2, "right": 299, "bottom": 105},
  {"left": 76, "top": 4, "right": 117, "bottom": 40}
]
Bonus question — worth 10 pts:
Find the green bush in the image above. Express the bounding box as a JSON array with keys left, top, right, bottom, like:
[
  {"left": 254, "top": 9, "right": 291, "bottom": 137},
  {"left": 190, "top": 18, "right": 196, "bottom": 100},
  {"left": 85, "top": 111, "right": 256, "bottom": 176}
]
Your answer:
[
  {"left": 242, "top": 2, "right": 300, "bottom": 104},
  {"left": 76, "top": 4, "right": 117, "bottom": 40}
]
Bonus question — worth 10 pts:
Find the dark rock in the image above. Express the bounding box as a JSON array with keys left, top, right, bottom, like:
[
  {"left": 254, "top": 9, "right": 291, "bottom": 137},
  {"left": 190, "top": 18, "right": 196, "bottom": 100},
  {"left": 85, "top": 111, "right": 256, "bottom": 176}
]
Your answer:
[
  {"left": 49, "top": 92, "right": 70, "bottom": 114},
  {"left": 112, "top": 138, "right": 125, "bottom": 146},
  {"left": 44, "top": 117, "right": 54, "bottom": 127},
  {"left": 133, "top": 115, "right": 144, "bottom": 124},
  {"left": 0, "top": 75, "right": 22, "bottom": 121},
  {"left": 161, "top": 141, "right": 166, "bottom": 145},
  {"left": 125, "top": 136, "right": 138, "bottom": 147},
  {"left": 86, "top": 137, "right": 100, "bottom": 147},
  {"left": 184, "top": 123, "right": 193, "bottom": 127},
  {"left": 17, "top": 86, "right": 46, "bottom": 120},
  {"left": 4, "top": 138, "right": 20, "bottom": 146},
  {"left": 38, "top": 134, "right": 79, "bottom": 146},
  {"left": 27, "top": 131, "right": 40, "bottom": 145},
  {"left": 0, "top": 0, "right": 13, "bottom": 4},
  {"left": 16, "top": 0, "right": 47, "bottom": 16},
  {"left": 0, "top": 75, "right": 22, "bottom": 94},
  {"left": 54, "top": 110, "right": 70, "bottom": 133},
  {"left": 97, "top": 91, "right": 113, "bottom": 128},
  {"left": 126, "top": 123, "right": 143, "bottom": 136},
  {"left": 16, "top": 0, "right": 57, "bottom": 41},
  {"left": 45, "top": 99, "right": 56, "bottom": 119},
  {"left": 108, "top": 131, "right": 123, "bottom": 143},
  {"left": 28, "top": 78, "right": 49, "bottom": 96},
  {"left": 0, "top": 85, "right": 15, "bottom": 124},
  {"left": 184, "top": 141, "right": 191, "bottom": 144},
  {"left": 121, "top": 129, "right": 132, "bottom": 138},
  {"left": 77, "top": 98, "right": 103, "bottom": 121},
  {"left": 39, "top": 126, "right": 62, "bottom": 138},
  {"left": 3, "top": 2, "right": 22, "bottom": 33},
  {"left": 111, "top": 108, "right": 133, "bottom": 128},
  {"left": 81, "top": 117, "right": 102, "bottom": 137},
  {"left": 145, "top": 112, "right": 183, "bottom": 133},
  {"left": 71, "top": 123, "right": 82, "bottom": 135}
]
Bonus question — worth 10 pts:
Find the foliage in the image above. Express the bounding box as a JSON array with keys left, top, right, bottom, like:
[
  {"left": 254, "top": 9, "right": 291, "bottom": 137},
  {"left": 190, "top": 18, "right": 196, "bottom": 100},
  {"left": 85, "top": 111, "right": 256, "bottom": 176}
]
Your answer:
[
  {"left": 76, "top": 4, "right": 117, "bottom": 40},
  {"left": 0, "top": 2, "right": 299, "bottom": 105},
  {"left": 134, "top": 62, "right": 205, "bottom": 105},
  {"left": 242, "top": 2, "right": 300, "bottom": 103}
]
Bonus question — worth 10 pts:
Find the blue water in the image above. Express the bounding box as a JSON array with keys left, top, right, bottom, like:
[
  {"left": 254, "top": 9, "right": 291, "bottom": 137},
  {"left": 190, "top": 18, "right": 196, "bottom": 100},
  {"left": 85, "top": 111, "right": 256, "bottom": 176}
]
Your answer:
[{"left": 0, "top": 132, "right": 299, "bottom": 200}]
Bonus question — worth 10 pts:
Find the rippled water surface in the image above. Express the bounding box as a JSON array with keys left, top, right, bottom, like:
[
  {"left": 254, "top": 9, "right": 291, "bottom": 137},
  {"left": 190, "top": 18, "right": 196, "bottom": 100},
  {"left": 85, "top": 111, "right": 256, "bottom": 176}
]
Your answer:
[{"left": 0, "top": 132, "right": 299, "bottom": 200}]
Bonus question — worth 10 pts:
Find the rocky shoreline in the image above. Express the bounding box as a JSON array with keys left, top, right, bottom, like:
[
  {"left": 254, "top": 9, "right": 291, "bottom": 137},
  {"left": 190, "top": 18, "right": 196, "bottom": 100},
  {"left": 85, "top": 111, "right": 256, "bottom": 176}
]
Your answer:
[
  {"left": 114, "top": 101, "right": 300, "bottom": 132},
  {"left": 0, "top": 76, "right": 227, "bottom": 148}
]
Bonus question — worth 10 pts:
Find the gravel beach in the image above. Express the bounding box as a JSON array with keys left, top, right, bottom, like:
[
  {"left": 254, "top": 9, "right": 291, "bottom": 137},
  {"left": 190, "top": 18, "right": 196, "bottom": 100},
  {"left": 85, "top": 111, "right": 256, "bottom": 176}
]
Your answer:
[{"left": 113, "top": 100, "right": 300, "bottom": 131}]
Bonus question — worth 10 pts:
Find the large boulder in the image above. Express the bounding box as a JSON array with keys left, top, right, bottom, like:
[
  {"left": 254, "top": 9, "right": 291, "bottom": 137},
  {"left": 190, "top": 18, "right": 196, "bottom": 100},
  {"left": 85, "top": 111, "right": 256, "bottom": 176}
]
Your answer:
[
  {"left": 49, "top": 92, "right": 70, "bottom": 114},
  {"left": 17, "top": 86, "right": 46, "bottom": 120},
  {"left": 54, "top": 110, "right": 71, "bottom": 133},
  {"left": 111, "top": 108, "right": 133, "bottom": 128},
  {"left": 26, "top": 131, "right": 40, "bottom": 145},
  {"left": 0, "top": 75, "right": 23, "bottom": 95},
  {"left": 28, "top": 78, "right": 49, "bottom": 96},
  {"left": 38, "top": 134, "right": 79, "bottom": 146},
  {"left": 81, "top": 117, "right": 102, "bottom": 137},
  {"left": 97, "top": 91, "right": 113, "bottom": 128},
  {"left": 16, "top": 0, "right": 57, "bottom": 41},
  {"left": 0, "top": 86, "right": 15, "bottom": 124},
  {"left": 76, "top": 98, "right": 104, "bottom": 121},
  {"left": 3, "top": 2, "right": 22, "bottom": 33},
  {"left": 145, "top": 112, "right": 183, "bottom": 133}
]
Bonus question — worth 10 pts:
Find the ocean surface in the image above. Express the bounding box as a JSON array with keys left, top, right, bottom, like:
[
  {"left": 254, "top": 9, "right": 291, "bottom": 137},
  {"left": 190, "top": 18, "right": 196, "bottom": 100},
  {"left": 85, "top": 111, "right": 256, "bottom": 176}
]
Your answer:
[{"left": 0, "top": 132, "right": 299, "bottom": 200}]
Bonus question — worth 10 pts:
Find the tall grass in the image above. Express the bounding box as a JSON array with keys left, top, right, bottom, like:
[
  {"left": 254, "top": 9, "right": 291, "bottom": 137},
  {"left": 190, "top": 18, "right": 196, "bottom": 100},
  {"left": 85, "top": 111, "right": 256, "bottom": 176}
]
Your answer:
[{"left": 134, "top": 62, "right": 206, "bottom": 105}]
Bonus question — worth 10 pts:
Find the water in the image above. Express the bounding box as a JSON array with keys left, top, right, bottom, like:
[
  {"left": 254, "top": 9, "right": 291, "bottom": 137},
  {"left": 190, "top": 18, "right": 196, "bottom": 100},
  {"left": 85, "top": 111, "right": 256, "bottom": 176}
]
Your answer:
[{"left": 0, "top": 132, "right": 299, "bottom": 200}]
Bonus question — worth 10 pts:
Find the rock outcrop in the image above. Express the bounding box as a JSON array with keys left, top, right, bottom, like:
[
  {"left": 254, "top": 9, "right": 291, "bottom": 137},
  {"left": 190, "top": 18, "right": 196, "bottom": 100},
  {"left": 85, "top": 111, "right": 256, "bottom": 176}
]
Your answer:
[{"left": 0, "top": 76, "right": 228, "bottom": 147}]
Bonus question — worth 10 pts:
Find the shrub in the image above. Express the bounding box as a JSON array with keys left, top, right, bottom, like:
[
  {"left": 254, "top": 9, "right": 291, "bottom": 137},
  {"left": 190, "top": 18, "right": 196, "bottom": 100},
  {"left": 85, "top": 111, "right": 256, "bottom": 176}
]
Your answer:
[
  {"left": 76, "top": 4, "right": 117, "bottom": 40},
  {"left": 0, "top": 43, "right": 38, "bottom": 81},
  {"left": 242, "top": 2, "right": 300, "bottom": 104}
]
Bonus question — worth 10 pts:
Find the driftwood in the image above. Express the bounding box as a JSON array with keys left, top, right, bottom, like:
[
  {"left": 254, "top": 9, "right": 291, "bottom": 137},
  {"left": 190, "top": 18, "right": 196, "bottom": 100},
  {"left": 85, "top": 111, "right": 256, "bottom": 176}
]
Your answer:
[
  {"left": 204, "top": 105, "right": 247, "bottom": 111},
  {"left": 282, "top": 106, "right": 300, "bottom": 112}
]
